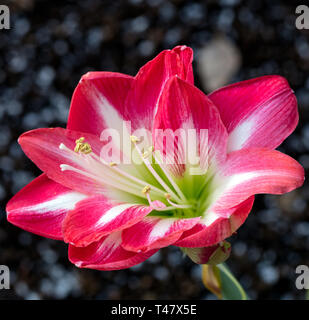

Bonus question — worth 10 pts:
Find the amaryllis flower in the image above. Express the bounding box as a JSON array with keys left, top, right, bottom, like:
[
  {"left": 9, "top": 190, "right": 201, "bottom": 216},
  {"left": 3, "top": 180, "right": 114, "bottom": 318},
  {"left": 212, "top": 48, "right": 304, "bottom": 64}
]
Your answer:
[{"left": 6, "top": 46, "right": 304, "bottom": 270}]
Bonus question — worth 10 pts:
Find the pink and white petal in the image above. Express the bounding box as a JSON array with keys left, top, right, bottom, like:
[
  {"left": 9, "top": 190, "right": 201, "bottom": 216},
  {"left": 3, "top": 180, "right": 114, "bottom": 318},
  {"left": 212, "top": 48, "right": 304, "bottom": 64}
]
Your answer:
[
  {"left": 67, "top": 72, "right": 133, "bottom": 137},
  {"left": 6, "top": 174, "right": 87, "bottom": 240},
  {"left": 121, "top": 216, "right": 201, "bottom": 252},
  {"left": 171, "top": 45, "right": 194, "bottom": 84},
  {"left": 208, "top": 75, "right": 298, "bottom": 151},
  {"left": 153, "top": 76, "right": 228, "bottom": 176},
  {"left": 18, "top": 127, "right": 112, "bottom": 195},
  {"left": 178, "top": 148, "right": 304, "bottom": 248},
  {"left": 69, "top": 231, "right": 158, "bottom": 271},
  {"left": 63, "top": 196, "right": 154, "bottom": 247},
  {"left": 175, "top": 196, "right": 255, "bottom": 248},
  {"left": 126, "top": 46, "right": 194, "bottom": 131},
  {"left": 211, "top": 148, "right": 304, "bottom": 211}
]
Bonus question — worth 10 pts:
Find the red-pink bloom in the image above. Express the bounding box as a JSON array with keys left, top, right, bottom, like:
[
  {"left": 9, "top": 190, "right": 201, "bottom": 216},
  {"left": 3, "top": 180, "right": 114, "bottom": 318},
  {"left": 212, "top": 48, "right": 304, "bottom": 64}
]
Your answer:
[{"left": 6, "top": 46, "right": 304, "bottom": 270}]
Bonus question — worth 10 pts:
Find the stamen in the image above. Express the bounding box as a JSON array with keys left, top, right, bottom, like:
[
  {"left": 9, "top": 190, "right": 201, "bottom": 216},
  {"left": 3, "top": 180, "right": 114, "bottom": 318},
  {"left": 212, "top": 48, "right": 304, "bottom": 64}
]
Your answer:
[
  {"left": 131, "top": 140, "right": 182, "bottom": 203},
  {"left": 165, "top": 193, "right": 192, "bottom": 209},
  {"left": 60, "top": 164, "right": 150, "bottom": 199},
  {"left": 59, "top": 143, "right": 164, "bottom": 199},
  {"left": 144, "top": 188, "right": 176, "bottom": 212},
  {"left": 89, "top": 152, "right": 167, "bottom": 198},
  {"left": 151, "top": 149, "right": 187, "bottom": 202},
  {"left": 58, "top": 141, "right": 190, "bottom": 211},
  {"left": 59, "top": 143, "right": 70, "bottom": 151},
  {"left": 167, "top": 199, "right": 192, "bottom": 209}
]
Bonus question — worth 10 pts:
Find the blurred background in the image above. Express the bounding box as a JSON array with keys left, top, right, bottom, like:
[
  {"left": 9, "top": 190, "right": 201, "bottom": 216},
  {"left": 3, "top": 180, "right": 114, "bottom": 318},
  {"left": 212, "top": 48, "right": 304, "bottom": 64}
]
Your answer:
[{"left": 0, "top": 0, "right": 309, "bottom": 300}]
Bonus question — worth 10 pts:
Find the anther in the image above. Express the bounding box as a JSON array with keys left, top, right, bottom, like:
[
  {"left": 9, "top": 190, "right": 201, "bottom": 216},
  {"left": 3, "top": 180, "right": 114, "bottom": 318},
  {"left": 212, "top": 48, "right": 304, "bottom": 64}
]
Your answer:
[
  {"left": 142, "top": 146, "right": 155, "bottom": 159},
  {"left": 165, "top": 193, "right": 171, "bottom": 199},
  {"left": 142, "top": 151, "right": 150, "bottom": 158},
  {"left": 142, "top": 185, "right": 151, "bottom": 194},
  {"left": 109, "top": 162, "right": 117, "bottom": 167},
  {"left": 76, "top": 137, "right": 85, "bottom": 144},
  {"left": 74, "top": 137, "right": 92, "bottom": 154},
  {"left": 130, "top": 135, "right": 140, "bottom": 143}
]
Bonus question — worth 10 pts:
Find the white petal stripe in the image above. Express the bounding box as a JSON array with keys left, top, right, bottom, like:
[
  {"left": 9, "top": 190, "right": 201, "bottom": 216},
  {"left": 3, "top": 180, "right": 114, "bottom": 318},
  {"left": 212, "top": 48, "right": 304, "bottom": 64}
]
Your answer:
[
  {"left": 24, "top": 192, "right": 87, "bottom": 213},
  {"left": 95, "top": 203, "right": 134, "bottom": 227}
]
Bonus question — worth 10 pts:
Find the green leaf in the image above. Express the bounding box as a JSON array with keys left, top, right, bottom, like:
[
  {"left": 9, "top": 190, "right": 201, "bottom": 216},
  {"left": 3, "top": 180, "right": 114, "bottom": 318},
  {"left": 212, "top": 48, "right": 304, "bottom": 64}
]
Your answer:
[
  {"left": 217, "top": 263, "right": 248, "bottom": 300},
  {"left": 202, "top": 263, "right": 248, "bottom": 300}
]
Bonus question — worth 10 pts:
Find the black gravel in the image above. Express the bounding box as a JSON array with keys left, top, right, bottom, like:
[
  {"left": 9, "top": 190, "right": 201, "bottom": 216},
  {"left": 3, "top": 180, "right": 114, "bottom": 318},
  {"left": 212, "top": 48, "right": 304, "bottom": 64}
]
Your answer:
[{"left": 0, "top": 0, "right": 308, "bottom": 300}]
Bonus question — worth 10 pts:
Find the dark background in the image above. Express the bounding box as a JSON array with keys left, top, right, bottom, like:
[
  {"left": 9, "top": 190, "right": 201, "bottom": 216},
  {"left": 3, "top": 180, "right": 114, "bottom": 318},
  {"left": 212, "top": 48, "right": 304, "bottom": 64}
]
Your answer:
[{"left": 0, "top": 0, "right": 309, "bottom": 300}]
